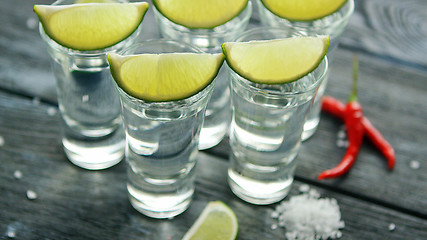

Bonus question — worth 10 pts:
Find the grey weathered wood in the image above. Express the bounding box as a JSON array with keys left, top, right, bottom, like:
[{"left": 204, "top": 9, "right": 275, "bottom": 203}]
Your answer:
[
  {"left": 342, "top": 0, "right": 427, "bottom": 69},
  {"left": 1, "top": 0, "right": 427, "bottom": 239},
  {"left": 1, "top": 91, "right": 426, "bottom": 240}
]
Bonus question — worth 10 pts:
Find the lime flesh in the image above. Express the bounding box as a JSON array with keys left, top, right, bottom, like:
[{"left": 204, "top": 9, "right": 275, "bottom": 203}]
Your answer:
[
  {"left": 34, "top": 2, "right": 149, "bottom": 51},
  {"left": 182, "top": 201, "right": 238, "bottom": 240},
  {"left": 222, "top": 36, "right": 330, "bottom": 84},
  {"left": 153, "top": 0, "right": 249, "bottom": 28},
  {"left": 107, "top": 53, "right": 224, "bottom": 102},
  {"left": 261, "top": 0, "right": 348, "bottom": 21}
]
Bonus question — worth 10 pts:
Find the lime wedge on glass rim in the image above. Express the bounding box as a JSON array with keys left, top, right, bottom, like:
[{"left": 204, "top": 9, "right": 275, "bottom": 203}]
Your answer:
[
  {"left": 222, "top": 36, "right": 330, "bottom": 85},
  {"left": 33, "top": 2, "right": 149, "bottom": 51},
  {"left": 153, "top": 0, "right": 249, "bottom": 29},
  {"left": 107, "top": 52, "right": 224, "bottom": 102},
  {"left": 182, "top": 201, "right": 238, "bottom": 240},
  {"left": 260, "top": 0, "right": 348, "bottom": 21}
]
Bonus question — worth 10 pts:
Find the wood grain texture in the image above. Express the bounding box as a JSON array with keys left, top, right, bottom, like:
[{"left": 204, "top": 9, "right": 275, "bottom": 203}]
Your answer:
[
  {"left": 1, "top": 91, "right": 426, "bottom": 240},
  {"left": 1, "top": 0, "right": 427, "bottom": 239},
  {"left": 342, "top": 0, "right": 427, "bottom": 69}
]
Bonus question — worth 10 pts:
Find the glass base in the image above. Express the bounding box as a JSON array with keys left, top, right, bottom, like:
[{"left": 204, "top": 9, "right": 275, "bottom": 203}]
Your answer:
[
  {"left": 198, "top": 64, "right": 231, "bottom": 150},
  {"left": 127, "top": 184, "right": 193, "bottom": 219},
  {"left": 62, "top": 136, "right": 125, "bottom": 170},
  {"left": 227, "top": 169, "right": 293, "bottom": 205},
  {"left": 198, "top": 121, "right": 229, "bottom": 150},
  {"left": 302, "top": 70, "right": 329, "bottom": 141},
  {"left": 301, "top": 116, "right": 320, "bottom": 141}
]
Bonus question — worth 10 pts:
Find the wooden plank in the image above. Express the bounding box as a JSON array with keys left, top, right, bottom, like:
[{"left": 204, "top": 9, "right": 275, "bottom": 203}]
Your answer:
[
  {"left": 0, "top": 0, "right": 426, "bottom": 237},
  {"left": 342, "top": 0, "right": 427, "bottom": 69},
  {"left": 1, "top": 90, "right": 426, "bottom": 240},
  {"left": 0, "top": 0, "right": 56, "bottom": 102}
]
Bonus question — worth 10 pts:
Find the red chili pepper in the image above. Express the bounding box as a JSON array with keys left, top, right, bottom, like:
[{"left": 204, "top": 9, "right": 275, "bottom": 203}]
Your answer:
[
  {"left": 321, "top": 96, "right": 345, "bottom": 118},
  {"left": 318, "top": 56, "right": 364, "bottom": 180},
  {"left": 321, "top": 96, "right": 395, "bottom": 170}
]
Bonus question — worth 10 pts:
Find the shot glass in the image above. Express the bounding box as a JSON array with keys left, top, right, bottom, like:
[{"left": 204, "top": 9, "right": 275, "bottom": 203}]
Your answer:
[
  {"left": 256, "top": 0, "right": 354, "bottom": 140},
  {"left": 115, "top": 40, "right": 214, "bottom": 218},
  {"left": 227, "top": 28, "right": 329, "bottom": 205},
  {"left": 38, "top": 0, "right": 139, "bottom": 170},
  {"left": 153, "top": 1, "right": 253, "bottom": 149}
]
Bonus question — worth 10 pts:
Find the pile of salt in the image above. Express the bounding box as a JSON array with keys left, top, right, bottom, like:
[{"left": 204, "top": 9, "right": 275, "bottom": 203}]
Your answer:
[{"left": 271, "top": 187, "right": 345, "bottom": 240}]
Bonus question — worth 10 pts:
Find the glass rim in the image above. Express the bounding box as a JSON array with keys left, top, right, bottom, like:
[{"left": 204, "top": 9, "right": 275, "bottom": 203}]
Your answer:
[
  {"left": 52, "top": 0, "right": 128, "bottom": 4},
  {"left": 234, "top": 26, "right": 305, "bottom": 42},
  {"left": 119, "top": 39, "right": 203, "bottom": 55},
  {"left": 230, "top": 57, "right": 329, "bottom": 97},
  {"left": 114, "top": 79, "right": 216, "bottom": 108},
  {"left": 152, "top": 1, "right": 252, "bottom": 34}
]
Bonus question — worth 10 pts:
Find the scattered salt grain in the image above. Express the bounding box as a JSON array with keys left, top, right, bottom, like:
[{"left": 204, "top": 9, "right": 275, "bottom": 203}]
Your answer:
[
  {"left": 299, "top": 184, "right": 310, "bottom": 193},
  {"left": 26, "top": 190, "right": 37, "bottom": 200},
  {"left": 32, "top": 97, "right": 41, "bottom": 106},
  {"left": 337, "top": 129, "right": 346, "bottom": 139},
  {"left": 308, "top": 189, "right": 321, "bottom": 198},
  {"left": 409, "top": 160, "right": 420, "bottom": 170},
  {"left": 13, "top": 170, "right": 22, "bottom": 179},
  {"left": 336, "top": 139, "right": 349, "bottom": 148},
  {"left": 271, "top": 211, "right": 280, "bottom": 219},
  {"left": 82, "top": 95, "right": 89, "bottom": 102},
  {"left": 0, "top": 136, "right": 4, "bottom": 147},
  {"left": 271, "top": 223, "right": 278, "bottom": 230},
  {"left": 26, "top": 18, "right": 38, "bottom": 30},
  {"left": 272, "top": 187, "right": 344, "bottom": 240},
  {"left": 47, "top": 107, "right": 57, "bottom": 116},
  {"left": 5, "top": 225, "right": 16, "bottom": 238},
  {"left": 388, "top": 223, "right": 396, "bottom": 231}
]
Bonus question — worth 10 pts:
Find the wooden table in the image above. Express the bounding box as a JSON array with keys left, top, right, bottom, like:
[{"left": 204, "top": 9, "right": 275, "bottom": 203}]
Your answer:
[{"left": 1, "top": 0, "right": 426, "bottom": 239}]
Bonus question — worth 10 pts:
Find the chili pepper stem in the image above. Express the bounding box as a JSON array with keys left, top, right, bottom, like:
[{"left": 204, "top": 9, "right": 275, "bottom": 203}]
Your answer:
[
  {"left": 349, "top": 55, "right": 359, "bottom": 103},
  {"left": 317, "top": 54, "right": 364, "bottom": 180}
]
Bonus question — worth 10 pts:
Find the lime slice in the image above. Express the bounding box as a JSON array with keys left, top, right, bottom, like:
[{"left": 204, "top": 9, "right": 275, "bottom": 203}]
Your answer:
[
  {"left": 107, "top": 53, "right": 224, "bottom": 102},
  {"left": 261, "top": 0, "right": 347, "bottom": 21},
  {"left": 153, "top": 0, "right": 249, "bottom": 29},
  {"left": 182, "top": 201, "right": 238, "bottom": 240},
  {"left": 222, "top": 36, "right": 329, "bottom": 84},
  {"left": 33, "top": 2, "right": 149, "bottom": 51}
]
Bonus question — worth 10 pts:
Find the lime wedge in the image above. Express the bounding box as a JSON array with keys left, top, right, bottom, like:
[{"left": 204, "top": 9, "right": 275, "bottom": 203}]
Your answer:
[
  {"left": 261, "top": 0, "right": 347, "bottom": 21},
  {"left": 222, "top": 36, "right": 329, "bottom": 84},
  {"left": 33, "top": 2, "right": 149, "bottom": 51},
  {"left": 107, "top": 53, "right": 224, "bottom": 102},
  {"left": 153, "top": 0, "right": 249, "bottom": 29},
  {"left": 182, "top": 201, "right": 238, "bottom": 240}
]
